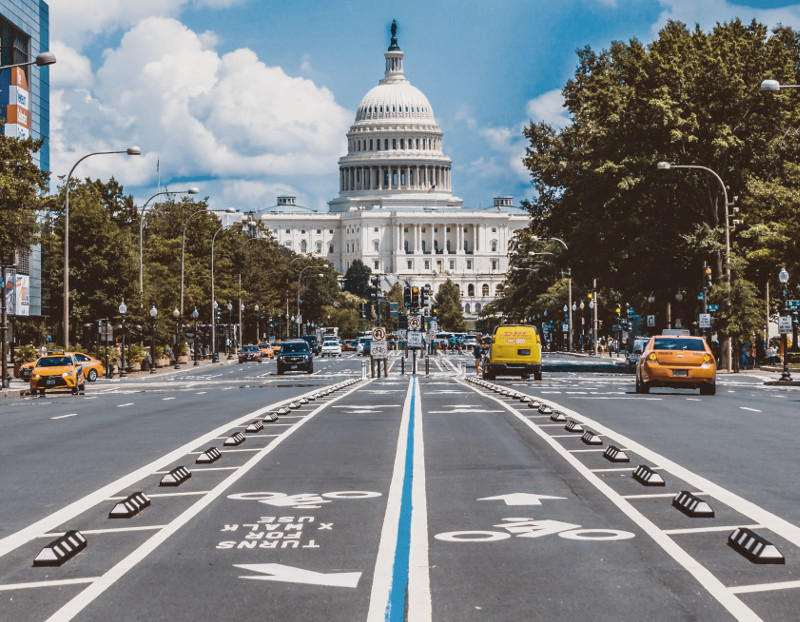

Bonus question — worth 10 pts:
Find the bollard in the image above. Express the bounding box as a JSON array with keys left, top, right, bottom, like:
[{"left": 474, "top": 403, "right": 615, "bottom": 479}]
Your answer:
[
  {"left": 401, "top": 358, "right": 405, "bottom": 375},
  {"left": 425, "top": 357, "right": 430, "bottom": 376}
]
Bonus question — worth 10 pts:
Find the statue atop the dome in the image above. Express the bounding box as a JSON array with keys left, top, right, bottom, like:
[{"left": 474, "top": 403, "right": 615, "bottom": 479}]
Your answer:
[{"left": 388, "top": 19, "right": 401, "bottom": 51}]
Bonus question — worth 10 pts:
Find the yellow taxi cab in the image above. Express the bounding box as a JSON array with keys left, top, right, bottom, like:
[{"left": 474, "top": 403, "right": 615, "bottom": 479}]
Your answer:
[
  {"left": 30, "top": 351, "right": 86, "bottom": 396},
  {"left": 483, "top": 324, "right": 542, "bottom": 380},
  {"left": 70, "top": 352, "right": 105, "bottom": 381},
  {"left": 636, "top": 334, "right": 716, "bottom": 395},
  {"left": 258, "top": 343, "right": 274, "bottom": 359},
  {"left": 271, "top": 341, "right": 284, "bottom": 355}
]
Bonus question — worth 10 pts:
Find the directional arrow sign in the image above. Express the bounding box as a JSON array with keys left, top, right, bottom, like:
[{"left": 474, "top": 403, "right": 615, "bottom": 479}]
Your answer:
[
  {"left": 478, "top": 493, "right": 567, "bottom": 506},
  {"left": 234, "top": 563, "right": 362, "bottom": 588}
]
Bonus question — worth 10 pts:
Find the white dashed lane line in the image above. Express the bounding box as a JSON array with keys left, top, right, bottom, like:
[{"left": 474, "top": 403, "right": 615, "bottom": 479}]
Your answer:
[
  {"left": 739, "top": 406, "right": 762, "bottom": 413},
  {"left": 162, "top": 397, "right": 176, "bottom": 401},
  {"left": 117, "top": 403, "right": 134, "bottom": 408},
  {"left": 50, "top": 413, "right": 78, "bottom": 420}
]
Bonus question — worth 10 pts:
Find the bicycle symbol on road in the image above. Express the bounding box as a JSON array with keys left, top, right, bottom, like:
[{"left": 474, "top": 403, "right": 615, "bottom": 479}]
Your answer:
[{"left": 435, "top": 517, "right": 635, "bottom": 543}]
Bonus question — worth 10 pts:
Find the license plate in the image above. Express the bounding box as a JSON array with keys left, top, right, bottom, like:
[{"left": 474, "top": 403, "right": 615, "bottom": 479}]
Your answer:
[
  {"left": 291, "top": 365, "right": 297, "bottom": 369},
  {"left": 46, "top": 378, "right": 55, "bottom": 385},
  {"left": 673, "top": 369, "right": 688, "bottom": 377}
]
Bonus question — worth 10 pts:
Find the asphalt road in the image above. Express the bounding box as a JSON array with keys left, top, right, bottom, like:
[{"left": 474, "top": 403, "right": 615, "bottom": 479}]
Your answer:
[{"left": 1, "top": 350, "right": 798, "bottom": 621}]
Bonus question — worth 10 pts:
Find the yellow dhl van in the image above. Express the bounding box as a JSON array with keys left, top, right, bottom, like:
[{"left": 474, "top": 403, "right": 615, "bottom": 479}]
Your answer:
[{"left": 483, "top": 324, "right": 542, "bottom": 380}]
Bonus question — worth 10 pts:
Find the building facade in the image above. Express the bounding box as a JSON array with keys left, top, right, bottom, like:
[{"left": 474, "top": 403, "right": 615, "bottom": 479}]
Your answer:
[
  {"left": 0, "top": 0, "right": 50, "bottom": 319},
  {"left": 254, "top": 23, "right": 528, "bottom": 317}
]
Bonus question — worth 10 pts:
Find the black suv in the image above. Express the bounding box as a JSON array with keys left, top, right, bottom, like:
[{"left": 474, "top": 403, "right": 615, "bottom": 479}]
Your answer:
[
  {"left": 302, "top": 334, "right": 320, "bottom": 354},
  {"left": 277, "top": 340, "right": 314, "bottom": 375}
]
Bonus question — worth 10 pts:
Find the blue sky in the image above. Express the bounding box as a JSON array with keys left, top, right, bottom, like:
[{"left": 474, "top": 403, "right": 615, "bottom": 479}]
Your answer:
[{"left": 47, "top": 0, "right": 800, "bottom": 212}]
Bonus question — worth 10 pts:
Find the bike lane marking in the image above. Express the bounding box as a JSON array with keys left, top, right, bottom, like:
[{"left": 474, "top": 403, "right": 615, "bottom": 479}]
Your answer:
[
  {"left": 42, "top": 379, "right": 368, "bottom": 622},
  {"left": 367, "top": 375, "right": 431, "bottom": 622},
  {"left": 458, "top": 378, "right": 761, "bottom": 622}
]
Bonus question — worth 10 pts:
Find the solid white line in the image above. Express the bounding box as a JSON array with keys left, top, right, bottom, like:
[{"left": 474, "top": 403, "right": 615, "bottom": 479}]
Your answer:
[
  {"left": 549, "top": 434, "right": 584, "bottom": 438},
  {"left": 663, "top": 524, "right": 762, "bottom": 536},
  {"left": 367, "top": 375, "right": 413, "bottom": 622},
  {"left": 51, "top": 413, "right": 78, "bottom": 420},
  {"left": 622, "top": 492, "right": 681, "bottom": 499},
  {"left": 161, "top": 397, "right": 176, "bottom": 401},
  {"left": 408, "top": 375, "right": 432, "bottom": 621},
  {"left": 153, "top": 466, "right": 238, "bottom": 474},
  {"left": 45, "top": 380, "right": 367, "bottom": 622},
  {"left": 117, "top": 402, "right": 134, "bottom": 407},
  {"left": 107, "top": 491, "right": 210, "bottom": 500},
  {"left": 590, "top": 467, "right": 636, "bottom": 472},
  {"left": 729, "top": 579, "right": 800, "bottom": 594},
  {"left": 459, "top": 379, "right": 761, "bottom": 622},
  {"left": 43, "top": 525, "right": 166, "bottom": 537},
  {"left": 568, "top": 448, "right": 606, "bottom": 453},
  {"left": 0, "top": 577, "right": 100, "bottom": 592},
  {"left": 739, "top": 407, "right": 762, "bottom": 413},
  {"left": 0, "top": 388, "right": 329, "bottom": 561}
]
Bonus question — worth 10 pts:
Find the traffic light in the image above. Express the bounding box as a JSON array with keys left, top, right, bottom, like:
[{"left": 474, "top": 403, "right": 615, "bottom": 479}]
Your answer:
[
  {"left": 704, "top": 264, "right": 712, "bottom": 288},
  {"left": 411, "top": 286, "right": 420, "bottom": 308},
  {"left": 360, "top": 303, "right": 367, "bottom": 318},
  {"left": 431, "top": 304, "right": 439, "bottom": 316},
  {"left": 404, "top": 286, "right": 411, "bottom": 308}
]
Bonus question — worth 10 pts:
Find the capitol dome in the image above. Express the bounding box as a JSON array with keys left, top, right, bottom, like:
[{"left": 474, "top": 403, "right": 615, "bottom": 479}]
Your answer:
[{"left": 330, "top": 20, "right": 461, "bottom": 212}]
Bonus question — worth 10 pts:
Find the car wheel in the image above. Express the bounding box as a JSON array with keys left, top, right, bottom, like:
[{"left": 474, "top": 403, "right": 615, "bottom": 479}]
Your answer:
[
  {"left": 521, "top": 374, "right": 531, "bottom": 380},
  {"left": 534, "top": 371, "right": 542, "bottom": 381},
  {"left": 307, "top": 366, "right": 314, "bottom": 374},
  {"left": 700, "top": 384, "right": 716, "bottom": 396},
  {"left": 87, "top": 368, "right": 98, "bottom": 382},
  {"left": 635, "top": 375, "right": 642, "bottom": 393},
  {"left": 277, "top": 365, "right": 284, "bottom": 375}
]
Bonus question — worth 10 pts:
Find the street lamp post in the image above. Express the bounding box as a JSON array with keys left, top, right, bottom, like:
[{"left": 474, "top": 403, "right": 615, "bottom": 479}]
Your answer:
[
  {"left": 139, "top": 188, "right": 199, "bottom": 296},
  {"left": 63, "top": 147, "right": 141, "bottom": 349},
  {"left": 227, "top": 302, "right": 233, "bottom": 359},
  {"left": 192, "top": 308, "right": 199, "bottom": 366},
  {"left": 212, "top": 300, "right": 219, "bottom": 363},
  {"left": 778, "top": 267, "right": 793, "bottom": 382},
  {"left": 0, "top": 51, "right": 56, "bottom": 71},
  {"left": 149, "top": 306, "right": 157, "bottom": 374},
  {"left": 656, "top": 161, "right": 732, "bottom": 370},
  {"left": 579, "top": 300, "right": 586, "bottom": 351},
  {"left": 615, "top": 304, "right": 622, "bottom": 357},
  {"left": 173, "top": 308, "right": 181, "bottom": 369},
  {"left": 119, "top": 300, "right": 127, "bottom": 378},
  {"left": 254, "top": 304, "right": 260, "bottom": 343}
]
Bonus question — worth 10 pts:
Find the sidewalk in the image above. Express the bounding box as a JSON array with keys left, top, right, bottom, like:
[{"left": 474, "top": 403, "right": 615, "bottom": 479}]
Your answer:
[{"left": 1, "top": 355, "right": 238, "bottom": 398}]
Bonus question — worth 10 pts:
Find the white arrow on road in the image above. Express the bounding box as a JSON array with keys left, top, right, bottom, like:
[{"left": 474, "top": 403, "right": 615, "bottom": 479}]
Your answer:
[
  {"left": 234, "top": 563, "right": 362, "bottom": 588},
  {"left": 478, "top": 493, "right": 567, "bottom": 506}
]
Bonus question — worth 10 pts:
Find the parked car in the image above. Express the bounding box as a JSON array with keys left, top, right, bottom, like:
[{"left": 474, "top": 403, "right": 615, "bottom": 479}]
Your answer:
[
  {"left": 29, "top": 352, "right": 86, "bottom": 396},
  {"left": 276, "top": 340, "right": 314, "bottom": 375},
  {"left": 342, "top": 339, "right": 358, "bottom": 352},
  {"left": 626, "top": 337, "right": 650, "bottom": 371},
  {"left": 238, "top": 344, "right": 263, "bottom": 363},
  {"left": 483, "top": 324, "right": 542, "bottom": 380},
  {"left": 321, "top": 339, "right": 342, "bottom": 357},
  {"left": 636, "top": 335, "right": 716, "bottom": 395}
]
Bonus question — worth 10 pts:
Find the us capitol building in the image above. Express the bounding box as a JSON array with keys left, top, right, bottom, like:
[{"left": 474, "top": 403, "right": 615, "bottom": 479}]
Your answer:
[{"left": 253, "top": 22, "right": 528, "bottom": 318}]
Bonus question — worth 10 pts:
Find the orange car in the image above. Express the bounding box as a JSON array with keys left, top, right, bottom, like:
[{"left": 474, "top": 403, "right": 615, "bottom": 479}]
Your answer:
[
  {"left": 636, "top": 335, "right": 716, "bottom": 395},
  {"left": 271, "top": 341, "right": 284, "bottom": 355},
  {"left": 258, "top": 343, "right": 274, "bottom": 359},
  {"left": 21, "top": 351, "right": 104, "bottom": 382}
]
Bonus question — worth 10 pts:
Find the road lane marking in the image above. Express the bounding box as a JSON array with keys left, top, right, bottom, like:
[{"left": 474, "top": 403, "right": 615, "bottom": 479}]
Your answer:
[
  {"left": 739, "top": 407, "right": 762, "bottom": 413},
  {"left": 460, "top": 379, "right": 762, "bottom": 622},
  {"left": 663, "top": 525, "right": 762, "bottom": 535},
  {"left": 107, "top": 491, "right": 210, "bottom": 500},
  {"left": 729, "top": 579, "right": 800, "bottom": 594},
  {"left": 42, "top": 525, "right": 166, "bottom": 537},
  {"left": 117, "top": 402, "right": 134, "bottom": 408},
  {"left": 51, "top": 413, "right": 78, "bottom": 420},
  {"left": 568, "top": 448, "right": 606, "bottom": 453},
  {"left": 162, "top": 397, "right": 176, "bottom": 401},
  {"left": 367, "top": 375, "right": 431, "bottom": 622},
  {"left": 0, "top": 578, "right": 100, "bottom": 592},
  {"left": 0, "top": 386, "right": 338, "bottom": 561},
  {"left": 44, "top": 379, "right": 368, "bottom": 622},
  {"left": 153, "top": 466, "right": 239, "bottom": 474}
]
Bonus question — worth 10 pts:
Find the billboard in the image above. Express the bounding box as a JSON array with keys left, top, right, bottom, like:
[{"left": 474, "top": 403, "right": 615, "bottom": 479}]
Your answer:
[
  {"left": 2, "top": 268, "right": 29, "bottom": 316},
  {"left": 1, "top": 67, "right": 31, "bottom": 139}
]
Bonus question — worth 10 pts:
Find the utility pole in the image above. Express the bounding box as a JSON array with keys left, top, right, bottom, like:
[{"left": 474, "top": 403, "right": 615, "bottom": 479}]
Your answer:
[
  {"left": 567, "top": 268, "right": 573, "bottom": 352},
  {"left": 1, "top": 263, "right": 8, "bottom": 389},
  {"left": 592, "top": 278, "right": 598, "bottom": 356}
]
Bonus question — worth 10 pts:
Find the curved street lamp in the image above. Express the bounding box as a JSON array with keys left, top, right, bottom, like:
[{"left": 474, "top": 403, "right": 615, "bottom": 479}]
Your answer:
[
  {"left": 192, "top": 307, "right": 200, "bottom": 366},
  {"left": 118, "top": 300, "right": 128, "bottom": 378},
  {"left": 172, "top": 308, "right": 181, "bottom": 369},
  {"left": 138, "top": 187, "right": 199, "bottom": 295},
  {"left": 63, "top": 146, "right": 141, "bottom": 349},
  {"left": 149, "top": 306, "right": 158, "bottom": 374},
  {"left": 0, "top": 51, "right": 56, "bottom": 71}
]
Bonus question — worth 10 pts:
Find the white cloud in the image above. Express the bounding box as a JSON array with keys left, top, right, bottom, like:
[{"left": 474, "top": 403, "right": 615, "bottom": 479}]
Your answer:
[
  {"left": 479, "top": 124, "right": 529, "bottom": 182},
  {"left": 526, "top": 89, "right": 571, "bottom": 128},
  {"left": 49, "top": 41, "right": 94, "bottom": 88},
  {"left": 192, "top": 0, "right": 248, "bottom": 8},
  {"left": 654, "top": 0, "right": 800, "bottom": 34},
  {"left": 50, "top": 17, "right": 351, "bottom": 210},
  {"left": 300, "top": 54, "right": 312, "bottom": 73}
]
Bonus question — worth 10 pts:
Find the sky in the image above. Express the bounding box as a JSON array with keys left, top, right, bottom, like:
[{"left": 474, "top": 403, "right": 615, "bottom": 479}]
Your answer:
[{"left": 45, "top": 0, "right": 800, "bottom": 213}]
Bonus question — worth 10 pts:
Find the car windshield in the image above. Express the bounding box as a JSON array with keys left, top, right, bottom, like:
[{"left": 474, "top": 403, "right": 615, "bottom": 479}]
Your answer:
[
  {"left": 653, "top": 338, "right": 705, "bottom": 351},
  {"left": 242, "top": 346, "right": 259, "bottom": 352},
  {"left": 281, "top": 342, "right": 310, "bottom": 353},
  {"left": 37, "top": 356, "right": 73, "bottom": 367},
  {"left": 323, "top": 340, "right": 338, "bottom": 346}
]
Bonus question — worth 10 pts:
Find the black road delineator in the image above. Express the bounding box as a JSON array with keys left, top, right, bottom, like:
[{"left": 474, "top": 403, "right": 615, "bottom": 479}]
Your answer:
[
  {"left": 33, "top": 530, "right": 87, "bottom": 567},
  {"left": 538, "top": 404, "right": 553, "bottom": 415},
  {"left": 581, "top": 430, "right": 603, "bottom": 445},
  {"left": 603, "top": 446, "right": 630, "bottom": 463},
  {"left": 672, "top": 491, "right": 715, "bottom": 518},
  {"left": 224, "top": 432, "right": 246, "bottom": 446},
  {"left": 263, "top": 412, "right": 279, "bottom": 422},
  {"left": 299, "top": 397, "right": 309, "bottom": 404},
  {"left": 160, "top": 466, "right": 192, "bottom": 486},
  {"left": 277, "top": 407, "right": 290, "bottom": 415},
  {"left": 564, "top": 419, "right": 584, "bottom": 433},
  {"left": 245, "top": 420, "right": 264, "bottom": 433},
  {"left": 550, "top": 411, "right": 567, "bottom": 422},
  {"left": 109, "top": 492, "right": 151, "bottom": 518},
  {"left": 288, "top": 402, "right": 300, "bottom": 409},
  {"left": 196, "top": 447, "right": 222, "bottom": 464},
  {"left": 527, "top": 401, "right": 541, "bottom": 409},
  {"left": 728, "top": 528, "right": 785, "bottom": 564},
  {"left": 632, "top": 464, "right": 665, "bottom": 486}
]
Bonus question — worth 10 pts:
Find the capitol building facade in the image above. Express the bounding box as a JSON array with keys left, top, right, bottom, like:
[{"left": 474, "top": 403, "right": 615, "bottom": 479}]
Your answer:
[{"left": 254, "top": 23, "right": 528, "bottom": 318}]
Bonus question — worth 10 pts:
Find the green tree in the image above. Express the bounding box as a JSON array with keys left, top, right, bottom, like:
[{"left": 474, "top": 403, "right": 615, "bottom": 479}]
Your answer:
[
  {"left": 436, "top": 279, "right": 465, "bottom": 332},
  {"left": 343, "top": 259, "right": 371, "bottom": 298}
]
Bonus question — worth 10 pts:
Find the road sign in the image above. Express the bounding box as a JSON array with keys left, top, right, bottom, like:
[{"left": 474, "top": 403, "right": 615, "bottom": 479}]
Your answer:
[
  {"left": 371, "top": 340, "right": 388, "bottom": 359},
  {"left": 371, "top": 326, "right": 386, "bottom": 341},
  {"left": 408, "top": 331, "right": 423, "bottom": 347},
  {"left": 408, "top": 315, "right": 422, "bottom": 331},
  {"left": 707, "top": 304, "right": 719, "bottom": 312},
  {"left": 698, "top": 313, "right": 712, "bottom": 329},
  {"left": 646, "top": 314, "right": 655, "bottom": 328},
  {"left": 787, "top": 299, "right": 800, "bottom": 310},
  {"left": 398, "top": 329, "right": 407, "bottom": 339},
  {"left": 779, "top": 315, "right": 793, "bottom": 334}
]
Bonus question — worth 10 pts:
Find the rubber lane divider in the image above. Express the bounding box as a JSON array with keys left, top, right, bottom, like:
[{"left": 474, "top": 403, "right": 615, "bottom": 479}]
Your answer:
[
  {"left": 538, "top": 404, "right": 553, "bottom": 414},
  {"left": 33, "top": 531, "right": 87, "bottom": 567},
  {"left": 728, "top": 528, "right": 785, "bottom": 564},
  {"left": 581, "top": 430, "right": 603, "bottom": 445},
  {"left": 263, "top": 412, "right": 280, "bottom": 422},
  {"left": 564, "top": 419, "right": 583, "bottom": 433},
  {"left": 224, "top": 432, "right": 246, "bottom": 447},
  {"left": 159, "top": 466, "right": 191, "bottom": 487},
  {"left": 603, "top": 446, "right": 630, "bottom": 463},
  {"left": 633, "top": 465, "right": 665, "bottom": 487},
  {"left": 672, "top": 491, "right": 715, "bottom": 518},
  {"left": 245, "top": 420, "right": 264, "bottom": 433},
  {"left": 108, "top": 492, "right": 151, "bottom": 519},
  {"left": 195, "top": 447, "right": 222, "bottom": 464}
]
